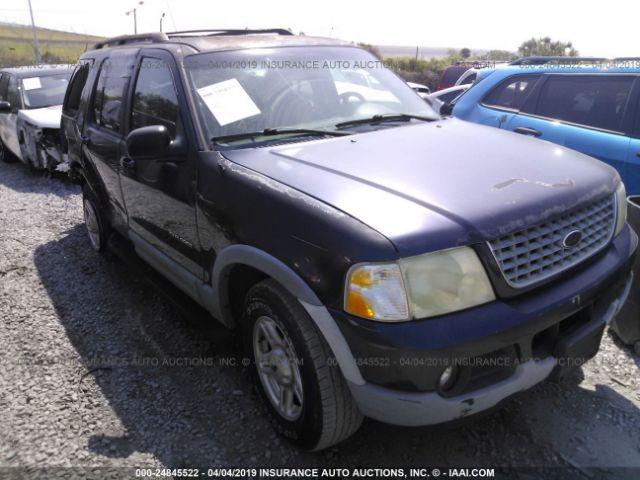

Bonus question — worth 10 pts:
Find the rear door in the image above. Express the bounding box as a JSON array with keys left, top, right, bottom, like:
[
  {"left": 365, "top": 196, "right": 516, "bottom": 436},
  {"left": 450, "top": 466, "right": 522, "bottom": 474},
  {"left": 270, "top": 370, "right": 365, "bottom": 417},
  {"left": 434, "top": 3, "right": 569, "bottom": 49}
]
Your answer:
[
  {"left": 509, "top": 74, "right": 636, "bottom": 183},
  {"left": 61, "top": 59, "right": 93, "bottom": 168},
  {"left": 0, "top": 74, "right": 22, "bottom": 158},
  {"left": 83, "top": 50, "right": 137, "bottom": 231},
  {"left": 119, "top": 51, "right": 201, "bottom": 277}
]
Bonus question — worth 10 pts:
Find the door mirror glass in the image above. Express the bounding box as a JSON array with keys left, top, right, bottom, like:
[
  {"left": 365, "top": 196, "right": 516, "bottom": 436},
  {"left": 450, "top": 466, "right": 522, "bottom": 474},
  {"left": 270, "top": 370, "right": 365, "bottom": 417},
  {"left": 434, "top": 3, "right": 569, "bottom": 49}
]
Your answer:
[
  {"left": 0, "top": 100, "right": 11, "bottom": 112},
  {"left": 126, "top": 125, "right": 171, "bottom": 159}
]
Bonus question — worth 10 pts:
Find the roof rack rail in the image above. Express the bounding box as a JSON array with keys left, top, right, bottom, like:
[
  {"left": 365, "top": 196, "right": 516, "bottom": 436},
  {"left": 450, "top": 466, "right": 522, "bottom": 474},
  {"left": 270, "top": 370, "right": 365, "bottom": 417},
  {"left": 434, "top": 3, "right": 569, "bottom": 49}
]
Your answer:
[
  {"left": 509, "top": 56, "right": 607, "bottom": 65},
  {"left": 166, "top": 28, "right": 293, "bottom": 37},
  {"left": 94, "top": 32, "right": 169, "bottom": 50}
]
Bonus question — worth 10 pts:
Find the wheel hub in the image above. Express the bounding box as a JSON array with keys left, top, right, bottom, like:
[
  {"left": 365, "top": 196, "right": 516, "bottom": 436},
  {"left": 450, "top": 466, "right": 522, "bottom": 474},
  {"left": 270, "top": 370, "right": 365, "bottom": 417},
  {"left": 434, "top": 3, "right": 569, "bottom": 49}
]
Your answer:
[{"left": 253, "top": 316, "right": 304, "bottom": 421}]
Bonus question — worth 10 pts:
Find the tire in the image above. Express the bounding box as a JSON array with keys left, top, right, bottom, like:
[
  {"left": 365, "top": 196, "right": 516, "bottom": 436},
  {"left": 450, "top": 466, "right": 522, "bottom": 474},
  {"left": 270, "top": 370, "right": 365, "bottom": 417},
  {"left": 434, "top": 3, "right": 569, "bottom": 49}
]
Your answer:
[
  {"left": 242, "top": 279, "right": 363, "bottom": 451},
  {"left": 82, "top": 184, "right": 110, "bottom": 252},
  {"left": 634, "top": 341, "right": 640, "bottom": 357},
  {"left": 0, "top": 139, "right": 17, "bottom": 163}
]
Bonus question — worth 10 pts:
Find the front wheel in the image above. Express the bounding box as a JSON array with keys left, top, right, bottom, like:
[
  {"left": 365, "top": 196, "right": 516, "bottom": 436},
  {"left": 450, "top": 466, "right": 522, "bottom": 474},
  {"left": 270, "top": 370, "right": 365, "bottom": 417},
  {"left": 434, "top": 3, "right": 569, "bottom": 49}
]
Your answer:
[
  {"left": 243, "top": 279, "right": 363, "bottom": 451},
  {"left": 82, "top": 185, "right": 110, "bottom": 252}
]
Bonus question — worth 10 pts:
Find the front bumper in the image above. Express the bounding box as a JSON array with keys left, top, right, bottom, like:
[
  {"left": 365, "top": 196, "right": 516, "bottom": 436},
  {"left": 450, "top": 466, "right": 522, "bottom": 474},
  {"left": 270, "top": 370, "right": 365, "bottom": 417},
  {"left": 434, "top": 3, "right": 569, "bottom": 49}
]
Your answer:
[{"left": 330, "top": 224, "right": 637, "bottom": 426}]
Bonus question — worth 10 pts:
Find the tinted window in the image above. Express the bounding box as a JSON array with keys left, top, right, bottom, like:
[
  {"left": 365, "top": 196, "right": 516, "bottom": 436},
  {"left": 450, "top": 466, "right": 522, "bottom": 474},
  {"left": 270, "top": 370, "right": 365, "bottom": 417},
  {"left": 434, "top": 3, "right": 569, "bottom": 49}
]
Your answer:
[
  {"left": 535, "top": 75, "right": 634, "bottom": 132},
  {"left": 439, "top": 89, "right": 464, "bottom": 104},
  {"left": 459, "top": 72, "right": 476, "bottom": 85},
  {"left": 7, "top": 75, "right": 20, "bottom": 108},
  {"left": 92, "top": 58, "right": 130, "bottom": 133},
  {"left": 64, "top": 63, "right": 91, "bottom": 115},
  {"left": 483, "top": 75, "right": 540, "bottom": 111},
  {"left": 441, "top": 66, "right": 468, "bottom": 84},
  {"left": 131, "top": 58, "right": 179, "bottom": 135},
  {"left": 0, "top": 74, "right": 8, "bottom": 101}
]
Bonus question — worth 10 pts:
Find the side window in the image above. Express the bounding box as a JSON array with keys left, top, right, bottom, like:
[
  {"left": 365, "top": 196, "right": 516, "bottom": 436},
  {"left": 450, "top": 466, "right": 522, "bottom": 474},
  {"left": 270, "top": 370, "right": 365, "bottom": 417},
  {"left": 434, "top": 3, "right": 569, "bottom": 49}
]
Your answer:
[
  {"left": 6, "top": 75, "right": 20, "bottom": 108},
  {"left": 534, "top": 75, "right": 635, "bottom": 133},
  {"left": 92, "top": 58, "right": 129, "bottom": 133},
  {"left": 0, "top": 74, "right": 8, "bottom": 101},
  {"left": 483, "top": 75, "right": 541, "bottom": 111},
  {"left": 131, "top": 57, "right": 179, "bottom": 136},
  {"left": 63, "top": 62, "right": 91, "bottom": 116}
]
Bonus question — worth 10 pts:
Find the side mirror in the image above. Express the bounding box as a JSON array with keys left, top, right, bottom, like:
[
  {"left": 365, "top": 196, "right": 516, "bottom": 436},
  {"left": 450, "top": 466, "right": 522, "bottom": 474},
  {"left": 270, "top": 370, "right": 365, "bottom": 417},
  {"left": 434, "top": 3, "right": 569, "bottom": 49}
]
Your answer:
[
  {"left": 0, "top": 101, "right": 12, "bottom": 113},
  {"left": 440, "top": 102, "right": 454, "bottom": 116},
  {"left": 126, "top": 125, "right": 171, "bottom": 159}
]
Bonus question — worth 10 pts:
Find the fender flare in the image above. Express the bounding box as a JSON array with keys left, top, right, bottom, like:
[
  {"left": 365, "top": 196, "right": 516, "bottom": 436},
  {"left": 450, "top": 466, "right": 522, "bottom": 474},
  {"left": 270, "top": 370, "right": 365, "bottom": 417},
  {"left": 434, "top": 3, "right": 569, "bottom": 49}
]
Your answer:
[{"left": 200, "top": 244, "right": 365, "bottom": 385}]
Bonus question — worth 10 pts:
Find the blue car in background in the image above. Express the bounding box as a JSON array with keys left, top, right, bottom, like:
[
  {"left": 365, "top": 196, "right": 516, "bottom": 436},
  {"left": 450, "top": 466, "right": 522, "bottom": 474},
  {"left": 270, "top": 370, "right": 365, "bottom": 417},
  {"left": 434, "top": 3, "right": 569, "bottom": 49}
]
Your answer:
[{"left": 453, "top": 58, "right": 640, "bottom": 194}]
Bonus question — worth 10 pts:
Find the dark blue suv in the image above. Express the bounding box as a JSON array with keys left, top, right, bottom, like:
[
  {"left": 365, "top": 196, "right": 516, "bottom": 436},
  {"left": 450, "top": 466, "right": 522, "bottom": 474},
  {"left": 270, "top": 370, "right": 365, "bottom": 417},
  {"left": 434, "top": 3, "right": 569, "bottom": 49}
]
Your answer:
[{"left": 61, "top": 33, "right": 637, "bottom": 450}]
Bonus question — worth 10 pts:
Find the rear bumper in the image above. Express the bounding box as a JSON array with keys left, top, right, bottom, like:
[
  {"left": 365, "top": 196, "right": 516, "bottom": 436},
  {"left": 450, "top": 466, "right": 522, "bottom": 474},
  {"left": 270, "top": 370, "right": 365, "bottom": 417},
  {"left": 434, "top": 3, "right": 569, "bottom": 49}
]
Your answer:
[{"left": 323, "top": 225, "right": 637, "bottom": 426}]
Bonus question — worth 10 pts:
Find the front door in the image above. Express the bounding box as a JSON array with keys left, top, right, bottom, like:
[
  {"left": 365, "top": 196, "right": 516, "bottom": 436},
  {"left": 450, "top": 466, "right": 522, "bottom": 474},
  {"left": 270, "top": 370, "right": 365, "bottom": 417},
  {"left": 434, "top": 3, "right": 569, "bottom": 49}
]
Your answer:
[{"left": 119, "top": 52, "right": 201, "bottom": 277}]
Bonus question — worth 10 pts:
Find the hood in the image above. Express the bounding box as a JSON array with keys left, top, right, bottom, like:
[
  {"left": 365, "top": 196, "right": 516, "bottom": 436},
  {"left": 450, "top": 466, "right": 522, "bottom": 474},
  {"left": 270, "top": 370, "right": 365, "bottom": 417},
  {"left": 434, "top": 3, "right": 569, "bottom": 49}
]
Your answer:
[
  {"left": 223, "top": 119, "right": 618, "bottom": 256},
  {"left": 18, "top": 105, "right": 62, "bottom": 129}
]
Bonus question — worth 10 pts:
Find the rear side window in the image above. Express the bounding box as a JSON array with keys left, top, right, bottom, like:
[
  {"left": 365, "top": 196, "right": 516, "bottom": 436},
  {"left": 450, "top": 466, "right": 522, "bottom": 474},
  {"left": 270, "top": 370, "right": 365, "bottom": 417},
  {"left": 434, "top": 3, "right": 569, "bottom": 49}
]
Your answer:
[
  {"left": 534, "top": 75, "right": 635, "bottom": 133},
  {"left": 0, "top": 74, "right": 8, "bottom": 101},
  {"left": 131, "top": 58, "right": 179, "bottom": 136},
  {"left": 459, "top": 72, "right": 476, "bottom": 85},
  {"left": 64, "top": 62, "right": 91, "bottom": 116},
  {"left": 6, "top": 75, "right": 20, "bottom": 108},
  {"left": 92, "top": 58, "right": 130, "bottom": 133},
  {"left": 483, "top": 75, "right": 540, "bottom": 111}
]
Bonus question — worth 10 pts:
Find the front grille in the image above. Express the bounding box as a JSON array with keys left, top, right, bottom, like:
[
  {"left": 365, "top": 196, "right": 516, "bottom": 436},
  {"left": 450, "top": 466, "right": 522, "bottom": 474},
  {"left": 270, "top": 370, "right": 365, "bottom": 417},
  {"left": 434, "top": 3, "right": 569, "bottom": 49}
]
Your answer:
[{"left": 489, "top": 195, "right": 616, "bottom": 288}]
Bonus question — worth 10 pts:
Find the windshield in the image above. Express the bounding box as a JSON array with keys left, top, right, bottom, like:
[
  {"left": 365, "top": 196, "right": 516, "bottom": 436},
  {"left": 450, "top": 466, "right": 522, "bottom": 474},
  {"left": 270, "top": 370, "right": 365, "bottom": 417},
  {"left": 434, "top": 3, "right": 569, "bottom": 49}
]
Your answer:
[
  {"left": 185, "top": 46, "right": 438, "bottom": 145},
  {"left": 21, "top": 73, "right": 71, "bottom": 109}
]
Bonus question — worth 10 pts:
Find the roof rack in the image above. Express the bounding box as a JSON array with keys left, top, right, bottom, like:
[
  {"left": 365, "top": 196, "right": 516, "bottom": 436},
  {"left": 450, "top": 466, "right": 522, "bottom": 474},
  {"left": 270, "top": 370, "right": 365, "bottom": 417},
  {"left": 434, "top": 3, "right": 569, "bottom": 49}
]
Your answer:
[
  {"left": 94, "top": 32, "right": 169, "bottom": 50},
  {"left": 92, "top": 29, "right": 294, "bottom": 50},
  {"left": 166, "top": 28, "right": 293, "bottom": 37},
  {"left": 509, "top": 56, "right": 607, "bottom": 65}
]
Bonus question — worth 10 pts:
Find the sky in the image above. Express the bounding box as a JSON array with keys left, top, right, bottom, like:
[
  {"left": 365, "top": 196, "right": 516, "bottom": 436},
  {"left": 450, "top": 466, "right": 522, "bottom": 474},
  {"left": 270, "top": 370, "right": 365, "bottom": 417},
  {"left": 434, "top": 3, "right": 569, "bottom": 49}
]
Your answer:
[{"left": 0, "top": 0, "right": 638, "bottom": 58}]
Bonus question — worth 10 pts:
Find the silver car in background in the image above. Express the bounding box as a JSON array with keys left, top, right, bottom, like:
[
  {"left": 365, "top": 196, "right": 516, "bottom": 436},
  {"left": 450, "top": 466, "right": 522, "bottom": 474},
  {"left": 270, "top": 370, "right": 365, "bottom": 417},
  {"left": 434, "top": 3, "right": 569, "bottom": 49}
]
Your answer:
[{"left": 0, "top": 65, "right": 72, "bottom": 172}]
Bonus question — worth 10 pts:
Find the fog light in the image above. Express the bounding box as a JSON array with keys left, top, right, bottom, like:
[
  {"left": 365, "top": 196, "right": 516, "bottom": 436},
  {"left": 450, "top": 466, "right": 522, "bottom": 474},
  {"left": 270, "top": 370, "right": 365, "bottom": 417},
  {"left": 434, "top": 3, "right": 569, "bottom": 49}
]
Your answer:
[{"left": 438, "top": 365, "right": 459, "bottom": 392}]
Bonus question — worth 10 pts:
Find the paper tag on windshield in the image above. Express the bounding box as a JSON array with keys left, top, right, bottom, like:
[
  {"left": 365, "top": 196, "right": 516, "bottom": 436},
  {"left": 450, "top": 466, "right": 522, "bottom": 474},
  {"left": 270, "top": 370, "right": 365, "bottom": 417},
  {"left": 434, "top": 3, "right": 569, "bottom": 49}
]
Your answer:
[
  {"left": 22, "top": 77, "right": 42, "bottom": 91},
  {"left": 197, "top": 78, "right": 261, "bottom": 126}
]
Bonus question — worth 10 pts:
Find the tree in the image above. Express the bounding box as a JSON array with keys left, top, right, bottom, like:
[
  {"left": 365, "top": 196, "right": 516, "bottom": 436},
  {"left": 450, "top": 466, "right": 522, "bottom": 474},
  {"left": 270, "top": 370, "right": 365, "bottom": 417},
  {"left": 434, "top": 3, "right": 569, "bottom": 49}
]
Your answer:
[
  {"left": 483, "top": 49, "right": 518, "bottom": 61},
  {"left": 518, "top": 37, "right": 578, "bottom": 57},
  {"left": 459, "top": 48, "right": 471, "bottom": 59}
]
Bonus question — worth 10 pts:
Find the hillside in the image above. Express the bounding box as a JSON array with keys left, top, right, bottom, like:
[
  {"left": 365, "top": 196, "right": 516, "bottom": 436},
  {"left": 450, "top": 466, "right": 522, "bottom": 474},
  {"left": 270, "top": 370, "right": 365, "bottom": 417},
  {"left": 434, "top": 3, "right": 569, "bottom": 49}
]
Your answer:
[{"left": 0, "top": 22, "right": 104, "bottom": 66}]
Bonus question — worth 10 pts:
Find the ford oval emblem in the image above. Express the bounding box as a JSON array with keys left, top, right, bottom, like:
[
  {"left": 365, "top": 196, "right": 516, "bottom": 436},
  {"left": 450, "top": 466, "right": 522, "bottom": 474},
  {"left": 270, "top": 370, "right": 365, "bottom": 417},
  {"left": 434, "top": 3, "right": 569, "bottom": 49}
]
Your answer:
[{"left": 562, "top": 230, "right": 583, "bottom": 249}]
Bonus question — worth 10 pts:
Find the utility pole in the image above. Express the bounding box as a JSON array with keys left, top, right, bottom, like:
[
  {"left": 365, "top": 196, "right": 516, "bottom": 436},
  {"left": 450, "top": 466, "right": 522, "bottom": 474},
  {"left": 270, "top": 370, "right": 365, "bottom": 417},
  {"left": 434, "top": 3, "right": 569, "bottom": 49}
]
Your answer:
[
  {"left": 126, "top": 1, "right": 144, "bottom": 35},
  {"left": 160, "top": 12, "right": 165, "bottom": 32},
  {"left": 27, "top": 0, "right": 41, "bottom": 64}
]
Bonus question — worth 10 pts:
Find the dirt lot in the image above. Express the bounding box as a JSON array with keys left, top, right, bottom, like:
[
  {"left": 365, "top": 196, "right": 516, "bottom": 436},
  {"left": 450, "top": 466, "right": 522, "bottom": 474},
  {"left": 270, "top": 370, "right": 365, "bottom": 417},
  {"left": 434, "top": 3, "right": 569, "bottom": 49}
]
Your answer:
[{"left": 0, "top": 160, "right": 639, "bottom": 479}]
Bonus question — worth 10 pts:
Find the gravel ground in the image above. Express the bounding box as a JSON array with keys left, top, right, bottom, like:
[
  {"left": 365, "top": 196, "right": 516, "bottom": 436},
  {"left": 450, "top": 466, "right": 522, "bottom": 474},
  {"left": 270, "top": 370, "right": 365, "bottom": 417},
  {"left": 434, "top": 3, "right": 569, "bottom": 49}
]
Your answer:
[{"left": 0, "top": 160, "right": 639, "bottom": 478}]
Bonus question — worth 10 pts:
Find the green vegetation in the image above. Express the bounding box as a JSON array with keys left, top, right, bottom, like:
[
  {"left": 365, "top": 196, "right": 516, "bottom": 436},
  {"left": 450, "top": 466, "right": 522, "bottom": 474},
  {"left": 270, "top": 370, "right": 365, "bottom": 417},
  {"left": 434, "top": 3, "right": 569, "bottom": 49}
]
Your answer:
[
  {"left": 518, "top": 37, "right": 578, "bottom": 57},
  {"left": 0, "top": 23, "right": 103, "bottom": 67}
]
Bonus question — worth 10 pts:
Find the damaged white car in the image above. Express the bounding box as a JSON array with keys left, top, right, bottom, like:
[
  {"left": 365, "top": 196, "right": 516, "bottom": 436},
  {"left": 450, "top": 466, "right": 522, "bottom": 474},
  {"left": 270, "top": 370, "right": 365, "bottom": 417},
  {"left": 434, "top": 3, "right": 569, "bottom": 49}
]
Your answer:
[{"left": 0, "top": 65, "right": 72, "bottom": 172}]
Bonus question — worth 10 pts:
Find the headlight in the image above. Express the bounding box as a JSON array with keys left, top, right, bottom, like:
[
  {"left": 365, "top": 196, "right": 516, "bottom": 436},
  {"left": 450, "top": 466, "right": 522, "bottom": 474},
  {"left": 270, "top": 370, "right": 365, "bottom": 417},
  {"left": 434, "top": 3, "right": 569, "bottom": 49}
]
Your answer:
[
  {"left": 344, "top": 247, "right": 495, "bottom": 321},
  {"left": 614, "top": 182, "right": 627, "bottom": 237},
  {"left": 400, "top": 247, "right": 495, "bottom": 319},
  {"left": 344, "top": 263, "right": 409, "bottom": 321}
]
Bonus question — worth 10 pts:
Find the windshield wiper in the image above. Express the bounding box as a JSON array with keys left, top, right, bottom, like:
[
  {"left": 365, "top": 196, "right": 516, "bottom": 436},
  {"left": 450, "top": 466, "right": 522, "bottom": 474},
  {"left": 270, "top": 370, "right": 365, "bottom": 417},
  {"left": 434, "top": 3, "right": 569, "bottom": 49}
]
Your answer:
[
  {"left": 335, "top": 113, "right": 435, "bottom": 130},
  {"left": 212, "top": 127, "right": 349, "bottom": 145}
]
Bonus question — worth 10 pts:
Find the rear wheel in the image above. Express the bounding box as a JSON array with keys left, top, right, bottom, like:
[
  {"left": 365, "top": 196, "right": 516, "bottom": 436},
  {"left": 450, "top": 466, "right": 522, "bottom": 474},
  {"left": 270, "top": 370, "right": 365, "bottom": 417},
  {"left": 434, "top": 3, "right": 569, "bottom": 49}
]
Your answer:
[
  {"left": 242, "top": 279, "right": 363, "bottom": 450},
  {"left": 0, "top": 140, "right": 17, "bottom": 163},
  {"left": 82, "top": 185, "right": 110, "bottom": 252}
]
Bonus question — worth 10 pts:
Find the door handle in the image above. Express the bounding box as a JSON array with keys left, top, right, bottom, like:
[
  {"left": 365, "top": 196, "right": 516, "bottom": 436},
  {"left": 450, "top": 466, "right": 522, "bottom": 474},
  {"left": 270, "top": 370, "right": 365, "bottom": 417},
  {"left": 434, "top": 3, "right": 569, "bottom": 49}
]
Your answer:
[
  {"left": 80, "top": 134, "right": 91, "bottom": 146},
  {"left": 513, "top": 127, "right": 542, "bottom": 137},
  {"left": 120, "top": 156, "right": 136, "bottom": 170}
]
